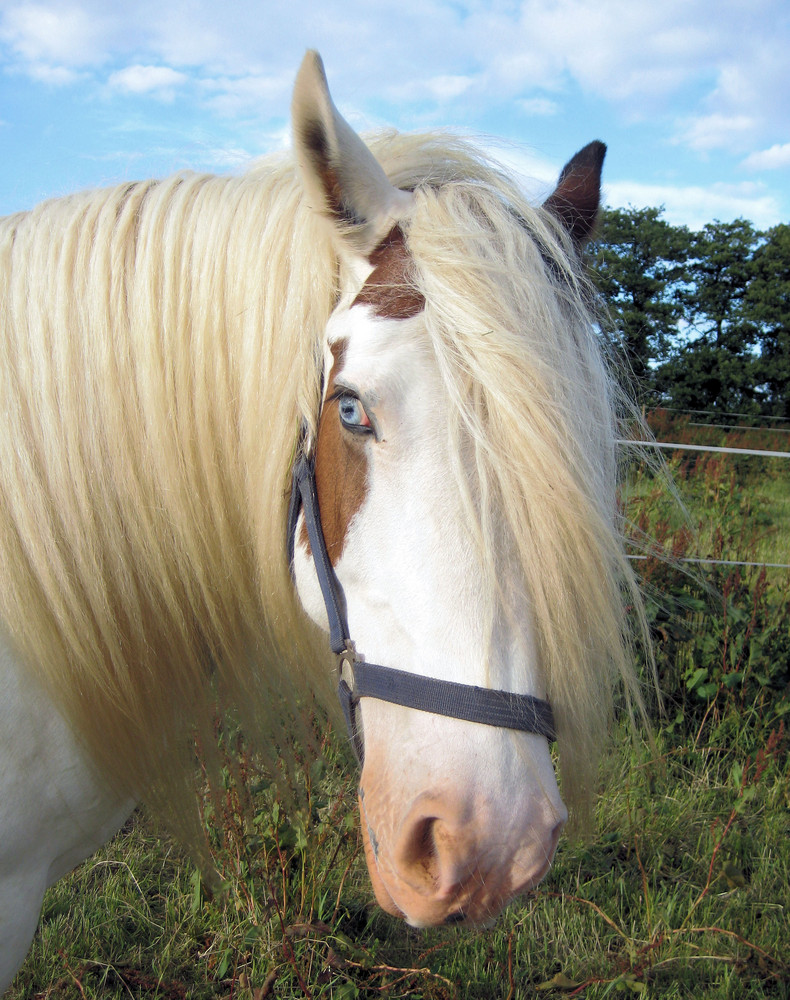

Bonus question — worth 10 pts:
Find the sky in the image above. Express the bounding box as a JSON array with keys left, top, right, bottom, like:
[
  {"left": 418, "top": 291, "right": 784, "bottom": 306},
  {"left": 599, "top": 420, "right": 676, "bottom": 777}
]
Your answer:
[{"left": 1, "top": 0, "right": 789, "bottom": 230}]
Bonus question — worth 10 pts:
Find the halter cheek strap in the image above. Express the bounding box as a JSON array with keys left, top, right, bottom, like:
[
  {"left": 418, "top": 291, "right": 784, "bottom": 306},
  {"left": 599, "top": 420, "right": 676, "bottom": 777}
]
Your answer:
[{"left": 287, "top": 451, "right": 556, "bottom": 765}]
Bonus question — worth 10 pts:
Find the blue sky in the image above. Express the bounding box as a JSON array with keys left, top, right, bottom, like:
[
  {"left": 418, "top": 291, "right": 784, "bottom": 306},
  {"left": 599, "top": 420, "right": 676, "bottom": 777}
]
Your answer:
[{"left": 1, "top": 0, "right": 789, "bottom": 230}]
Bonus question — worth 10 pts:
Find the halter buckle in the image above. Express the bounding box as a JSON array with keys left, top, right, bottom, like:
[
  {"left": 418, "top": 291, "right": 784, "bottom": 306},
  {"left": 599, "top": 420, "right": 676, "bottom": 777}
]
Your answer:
[
  {"left": 336, "top": 642, "right": 365, "bottom": 765},
  {"left": 337, "top": 640, "right": 360, "bottom": 693}
]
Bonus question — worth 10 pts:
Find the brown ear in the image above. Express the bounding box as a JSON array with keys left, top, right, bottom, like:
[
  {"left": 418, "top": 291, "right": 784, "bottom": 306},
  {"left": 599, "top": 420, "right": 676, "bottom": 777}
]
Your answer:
[{"left": 544, "top": 140, "right": 606, "bottom": 246}]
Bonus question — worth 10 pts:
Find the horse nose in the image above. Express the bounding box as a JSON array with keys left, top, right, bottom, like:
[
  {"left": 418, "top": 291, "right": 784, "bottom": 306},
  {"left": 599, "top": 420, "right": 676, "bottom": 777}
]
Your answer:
[
  {"left": 397, "top": 804, "right": 472, "bottom": 895},
  {"left": 363, "top": 791, "right": 565, "bottom": 926}
]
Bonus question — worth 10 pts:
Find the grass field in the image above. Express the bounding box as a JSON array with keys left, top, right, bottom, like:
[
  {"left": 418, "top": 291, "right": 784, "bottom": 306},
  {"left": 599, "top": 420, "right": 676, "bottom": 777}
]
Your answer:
[{"left": 9, "top": 412, "right": 790, "bottom": 999}]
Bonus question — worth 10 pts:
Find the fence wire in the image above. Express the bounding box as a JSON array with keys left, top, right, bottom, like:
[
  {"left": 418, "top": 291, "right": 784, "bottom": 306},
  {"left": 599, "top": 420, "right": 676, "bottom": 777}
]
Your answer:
[
  {"left": 619, "top": 439, "right": 790, "bottom": 459},
  {"left": 621, "top": 437, "right": 790, "bottom": 571}
]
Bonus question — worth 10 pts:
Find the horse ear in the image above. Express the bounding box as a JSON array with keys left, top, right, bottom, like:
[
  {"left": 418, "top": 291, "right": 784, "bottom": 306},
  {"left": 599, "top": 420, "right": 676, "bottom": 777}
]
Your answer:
[
  {"left": 292, "top": 51, "right": 413, "bottom": 256},
  {"left": 544, "top": 140, "right": 606, "bottom": 247}
]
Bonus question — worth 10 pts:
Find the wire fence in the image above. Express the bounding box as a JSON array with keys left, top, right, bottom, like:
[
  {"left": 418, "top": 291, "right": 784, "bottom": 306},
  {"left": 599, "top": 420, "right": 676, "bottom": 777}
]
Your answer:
[
  {"left": 627, "top": 555, "right": 790, "bottom": 570},
  {"left": 619, "top": 439, "right": 790, "bottom": 460},
  {"left": 646, "top": 405, "right": 790, "bottom": 425},
  {"left": 688, "top": 421, "right": 790, "bottom": 435},
  {"left": 621, "top": 434, "right": 790, "bottom": 571}
]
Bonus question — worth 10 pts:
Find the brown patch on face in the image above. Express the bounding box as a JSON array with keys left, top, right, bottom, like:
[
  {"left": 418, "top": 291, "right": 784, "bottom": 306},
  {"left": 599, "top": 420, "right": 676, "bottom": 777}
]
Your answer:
[
  {"left": 353, "top": 226, "right": 425, "bottom": 320},
  {"left": 299, "top": 340, "right": 370, "bottom": 565}
]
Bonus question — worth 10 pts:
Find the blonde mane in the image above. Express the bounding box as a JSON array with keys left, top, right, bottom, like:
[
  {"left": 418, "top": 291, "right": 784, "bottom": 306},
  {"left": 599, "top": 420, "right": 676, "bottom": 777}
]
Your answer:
[{"left": 0, "top": 132, "right": 641, "bottom": 836}]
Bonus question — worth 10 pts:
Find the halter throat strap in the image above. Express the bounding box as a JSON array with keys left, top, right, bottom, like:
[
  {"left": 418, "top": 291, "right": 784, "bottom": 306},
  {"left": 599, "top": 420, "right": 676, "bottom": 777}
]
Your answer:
[{"left": 287, "top": 451, "right": 556, "bottom": 764}]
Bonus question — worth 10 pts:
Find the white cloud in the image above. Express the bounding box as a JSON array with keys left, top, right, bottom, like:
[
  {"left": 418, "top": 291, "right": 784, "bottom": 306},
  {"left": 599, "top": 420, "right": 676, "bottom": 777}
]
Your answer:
[
  {"left": 424, "top": 74, "right": 475, "bottom": 101},
  {"left": 667, "top": 23, "right": 788, "bottom": 155},
  {"left": 605, "top": 179, "right": 780, "bottom": 231},
  {"left": 518, "top": 97, "right": 559, "bottom": 117},
  {"left": 26, "top": 60, "right": 83, "bottom": 85},
  {"left": 1, "top": 0, "right": 786, "bottom": 145},
  {"left": 199, "top": 73, "right": 292, "bottom": 117},
  {"left": 387, "top": 73, "right": 476, "bottom": 104},
  {"left": 742, "top": 143, "right": 790, "bottom": 172},
  {"left": 0, "top": 0, "right": 787, "bottom": 228},
  {"left": 497, "top": 0, "right": 717, "bottom": 104},
  {"left": 0, "top": 2, "right": 111, "bottom": 67},
  {"left": 676, "top": 113, "right": 757, "bottom": 153},
  {"left": 172, "top": 143, "right": 260, "bottom": 170},
  {"left": 487, "top": 0, "right": 790, "bottom": 158},
  {"left": 108, "top": 64, "right": 187, "bottom": 96}
]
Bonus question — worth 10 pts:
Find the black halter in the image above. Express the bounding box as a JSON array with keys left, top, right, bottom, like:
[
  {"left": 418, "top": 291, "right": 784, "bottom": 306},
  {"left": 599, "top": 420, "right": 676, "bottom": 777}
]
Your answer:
[{"left": 287, "top": 450, "right": 556, "bottom": 765}]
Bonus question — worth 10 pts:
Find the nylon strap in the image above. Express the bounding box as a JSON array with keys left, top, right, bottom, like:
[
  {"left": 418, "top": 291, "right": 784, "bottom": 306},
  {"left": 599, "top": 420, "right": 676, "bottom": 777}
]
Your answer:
[
  {"left": 288, "top": 453, "right": 350, "bottom": 655},
  {"left": 345, "top": 660, "right": 556, "bottom": 739}
]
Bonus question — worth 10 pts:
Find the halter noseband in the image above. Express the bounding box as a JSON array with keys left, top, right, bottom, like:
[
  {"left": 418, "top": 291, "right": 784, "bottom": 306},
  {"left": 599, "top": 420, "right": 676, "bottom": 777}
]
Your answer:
[{"left": 287, "top": 450, "right": 556, "bottom": 765}]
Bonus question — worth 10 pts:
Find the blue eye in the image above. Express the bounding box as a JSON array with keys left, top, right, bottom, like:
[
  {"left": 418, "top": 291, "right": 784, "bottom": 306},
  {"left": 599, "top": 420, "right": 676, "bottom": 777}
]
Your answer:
[{"left": 337, "top": 394, "right": 372, "bottom": 432}]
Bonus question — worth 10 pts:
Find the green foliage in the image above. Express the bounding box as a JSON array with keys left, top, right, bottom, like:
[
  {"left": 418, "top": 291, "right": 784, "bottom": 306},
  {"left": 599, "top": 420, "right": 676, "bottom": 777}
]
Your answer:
[
  {"left": 625, "top": 410, "right": 790, "bottom": 729},
  {"left": 10, "top": 721, "right": 789, "bottom": 998},
  {"left": 589, "top": 207, "right": 688, "bottom": 394},
  {"left": 683, "top": 220, "right": 758, "bottom": 346},
  {"left": 589, "top": 209, "right": 790, "bottom": 418},
  {"left": 747, "top": 224, "right": 790, "bottom": 418}
]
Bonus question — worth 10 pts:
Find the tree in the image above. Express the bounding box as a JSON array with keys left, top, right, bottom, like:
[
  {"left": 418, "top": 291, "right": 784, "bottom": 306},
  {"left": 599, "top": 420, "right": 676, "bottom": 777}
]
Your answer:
[
  {"left": 745, "top": 224, "right": 790, "bottom": 417},
  {"left": 682, "top": 219, "right": 758, "bottom": 347},
  {"left": 589, "top": 207, "right": 690, "bottom": 398},
  {"left": 656, "top": 219, "right": 761, "bottom": 418},
  {"left": 588, "top": 207, "right": 790, "bottom": 419}
]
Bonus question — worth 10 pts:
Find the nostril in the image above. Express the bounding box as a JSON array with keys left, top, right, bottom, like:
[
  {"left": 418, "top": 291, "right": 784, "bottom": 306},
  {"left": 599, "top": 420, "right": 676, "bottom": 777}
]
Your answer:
[
  {"left": 397, "top": 811, "right": 473, "bottom": 897},
  {"left": 404, "top": 816, "right": 440, "bottom": 888},
  {"left": 444, "top": 910, "right": 466, "bottom": 925}
]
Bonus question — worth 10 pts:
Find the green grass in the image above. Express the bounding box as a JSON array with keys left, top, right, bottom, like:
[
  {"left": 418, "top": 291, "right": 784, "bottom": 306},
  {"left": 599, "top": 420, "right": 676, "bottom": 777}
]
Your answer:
[
  {"left": 9, "top": 721, "right": 789, "bottom": 999},
  {"left": 635, "top": 408, "right": 790, "bottom": 567},
  {"left": 9, "top": 412, "right": 790, "bottom": 998}
]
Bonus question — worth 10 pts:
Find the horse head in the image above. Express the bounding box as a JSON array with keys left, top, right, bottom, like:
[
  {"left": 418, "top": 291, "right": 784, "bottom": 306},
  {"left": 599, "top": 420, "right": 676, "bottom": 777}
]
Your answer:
[{"left": 289, "top": 52, "right": 609, "bottom": 927}]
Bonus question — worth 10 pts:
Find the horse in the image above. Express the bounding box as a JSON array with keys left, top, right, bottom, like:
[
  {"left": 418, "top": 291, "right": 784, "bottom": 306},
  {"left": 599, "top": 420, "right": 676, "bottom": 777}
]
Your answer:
[{"left": 0, "top": 50, "right": 644, "bottom": 991}]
